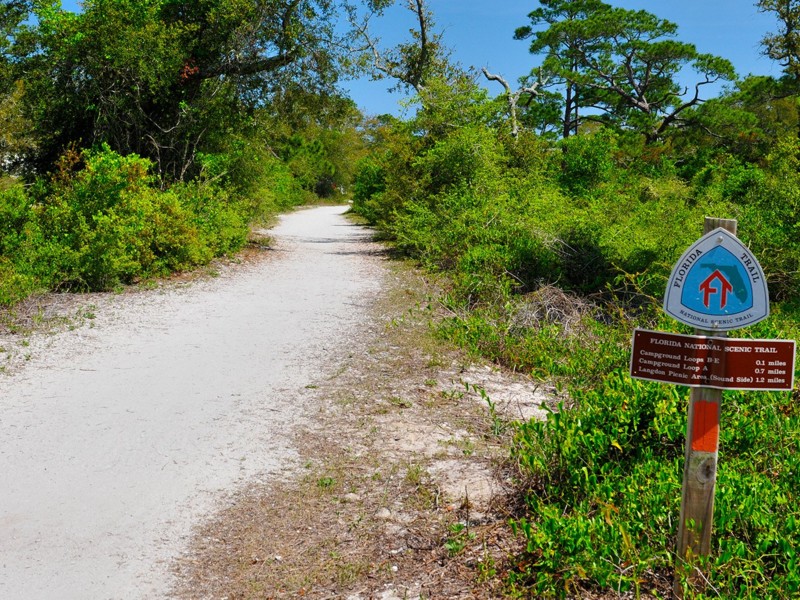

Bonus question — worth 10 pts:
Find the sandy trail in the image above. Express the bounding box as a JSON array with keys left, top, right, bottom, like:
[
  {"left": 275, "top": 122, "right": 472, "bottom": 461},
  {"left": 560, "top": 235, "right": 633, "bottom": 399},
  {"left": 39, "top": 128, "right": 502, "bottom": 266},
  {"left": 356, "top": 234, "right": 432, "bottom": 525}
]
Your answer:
[{"left": 0, "top": 205, "right": 383, "bottom": 599}]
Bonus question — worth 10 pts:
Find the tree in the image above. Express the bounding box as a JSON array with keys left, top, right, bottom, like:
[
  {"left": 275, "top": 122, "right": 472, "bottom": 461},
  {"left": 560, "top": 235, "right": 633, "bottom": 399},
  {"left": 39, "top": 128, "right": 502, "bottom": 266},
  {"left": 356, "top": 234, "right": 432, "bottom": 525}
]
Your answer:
[
  {"left": 481, "top": 67, "right": 544, "bottom": 138},
  {"left": 24, "top": 0, "right": 191, "bottom": 176},
  {"left": 20, "top": 0, "right": 342, "bottom": 179},
  {"left": 0, "top": 1, "right": 31, "bottom": 89},
  {"left": 346, "top": 0, "right": 453, "bottom": 97},
  {"left": 0, "top": 80, "right": 35, "bottom": 171},
  {"left": 515, "top": 0, "right": 606, "bottom": 138},
  {"left": 759, "top": 0, "right": 800, "bottom": 81},
  {"left": 515, "top": 0, "right": 736, "bottom": 141},
  {"left": 666, "top": 74, "right": 800, "bottom": 180},
  {"left": 260, "top": 86, "right": 368, "bottom": 195},
  {"left": 0, "top": 1, "right": 36, "bottom": 171}
]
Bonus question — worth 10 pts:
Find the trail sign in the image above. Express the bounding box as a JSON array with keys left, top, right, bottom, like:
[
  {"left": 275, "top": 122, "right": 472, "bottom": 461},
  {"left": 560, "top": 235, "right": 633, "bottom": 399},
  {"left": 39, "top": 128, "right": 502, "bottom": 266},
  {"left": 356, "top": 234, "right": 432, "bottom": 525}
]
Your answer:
[
  {"left": 664, "top": 227, "right": 769, "bottom": 330},
  {"left": 636, "top": 217, "right": 793, "bottom": 598},
  {"left": 630, "top": 328, "right": 796, "bottom": 391}
]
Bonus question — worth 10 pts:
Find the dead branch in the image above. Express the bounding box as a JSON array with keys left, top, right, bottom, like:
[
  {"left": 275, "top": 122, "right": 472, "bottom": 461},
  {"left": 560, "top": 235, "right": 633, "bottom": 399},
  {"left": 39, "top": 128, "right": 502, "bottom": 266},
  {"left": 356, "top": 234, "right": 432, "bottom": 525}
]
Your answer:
[
  {"left": 482, "top": 68, "right": 545, "bottom": 137},
  {"left": 348, "top": 0, "right": 440, "bottom": 94}
]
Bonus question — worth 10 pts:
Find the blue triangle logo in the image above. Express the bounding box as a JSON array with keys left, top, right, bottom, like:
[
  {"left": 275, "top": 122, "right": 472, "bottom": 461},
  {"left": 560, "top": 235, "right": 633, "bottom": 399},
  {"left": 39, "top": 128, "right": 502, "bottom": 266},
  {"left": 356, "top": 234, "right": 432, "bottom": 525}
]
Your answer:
[
  {"left": 680, "top": 245, "right": 753, "bottom": 315},
  {"left": 664, "top": 227, "right": 769, "bottom": 330}
]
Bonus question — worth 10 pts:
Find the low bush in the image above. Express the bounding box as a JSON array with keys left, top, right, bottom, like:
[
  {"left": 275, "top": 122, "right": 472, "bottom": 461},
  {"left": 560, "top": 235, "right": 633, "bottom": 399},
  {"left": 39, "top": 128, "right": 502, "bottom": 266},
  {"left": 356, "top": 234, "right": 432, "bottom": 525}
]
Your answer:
[
  {"left": 734, "top": 136, "right": 800, "bottom": 301},
  {"left": 352, "top": 108, "right": 800, "bottom": 596},
  {"left": 0, "top": 182, "right": 49, "bottom": 301},
  {"left": 197, "top": 142, "right": 310, "bottom": 223},
  {"left": 0, "top": 144, "right": 306, "bottom": 304},
  {"left": 173, "top": 181, "right": 248, "bottom": 257},
  {"left": 351, "top": 156, "right": 387, "bottom": 224},
  {"left": 393, "top": 188, "right": 561, "bottom": 306},
  {"left": 28, "top": 146, "right": 210, "bottom": 290},
  {"left": 0, "top": 257, "right": 38, "bottom": 306},
  {"left": 558, "top": 128, "right": 619, "bottom": 194},
  {"left": 503, "top": 307, "right": 800, "bottom": 598}
]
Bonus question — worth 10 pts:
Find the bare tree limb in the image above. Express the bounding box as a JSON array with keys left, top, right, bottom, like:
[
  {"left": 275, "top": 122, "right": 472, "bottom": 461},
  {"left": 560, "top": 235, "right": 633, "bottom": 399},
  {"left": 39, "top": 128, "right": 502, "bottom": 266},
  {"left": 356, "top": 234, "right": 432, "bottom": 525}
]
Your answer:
[
  {"left": 346, "top": 0, "right": 443, "bottom": 95},
  {"left": 482, "top": 67, "right": 545, "bottom": 137}
]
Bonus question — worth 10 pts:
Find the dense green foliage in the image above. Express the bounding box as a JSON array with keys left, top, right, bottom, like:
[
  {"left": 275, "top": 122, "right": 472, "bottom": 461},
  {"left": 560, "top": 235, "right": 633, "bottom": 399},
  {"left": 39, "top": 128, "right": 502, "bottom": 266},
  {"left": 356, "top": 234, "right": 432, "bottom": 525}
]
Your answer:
[
  {"left": 0, "top": 145, "right": 302, "bottom": 302},
  {"left": 15, "top": 0, "right": 342, "bottom": 177},
  {"left": 0, "top": 0, "right": 367, "bottom": 303},
  {"left": 348, "top": 3, "right": 800, "bottom": 596},
  {"left": 495, "top": 309, "right": 800, "bottom": 598}
]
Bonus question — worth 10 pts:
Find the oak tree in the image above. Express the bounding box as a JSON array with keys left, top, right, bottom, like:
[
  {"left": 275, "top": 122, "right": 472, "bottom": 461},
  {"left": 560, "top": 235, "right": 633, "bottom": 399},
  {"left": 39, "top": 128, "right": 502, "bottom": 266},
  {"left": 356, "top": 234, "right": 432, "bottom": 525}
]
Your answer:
[{"left": 21, "top": 0, "right": 342, "bottom": 179}]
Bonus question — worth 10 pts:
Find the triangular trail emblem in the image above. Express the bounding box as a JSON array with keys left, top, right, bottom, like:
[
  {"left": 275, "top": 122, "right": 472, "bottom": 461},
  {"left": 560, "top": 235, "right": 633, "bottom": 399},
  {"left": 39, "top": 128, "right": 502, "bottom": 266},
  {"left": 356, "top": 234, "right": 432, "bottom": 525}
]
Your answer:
[{"left": 664, "top": 228, "right": 769, "bottom": 331}]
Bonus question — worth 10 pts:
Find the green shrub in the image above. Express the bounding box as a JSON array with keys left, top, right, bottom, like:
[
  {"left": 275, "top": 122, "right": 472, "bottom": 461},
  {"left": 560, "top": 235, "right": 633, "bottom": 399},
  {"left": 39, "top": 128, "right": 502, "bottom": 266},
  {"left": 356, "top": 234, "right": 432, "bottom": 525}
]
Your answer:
[
  {"left": 0, "top": 183, "right": 34, "bottom": 258},
  {"left": 342, "top": 76, "right": 800, "bottom": 599},
  {"left": 411, "top": 125, "right": 503, "bottom": 196},
  {"left": 351, "top": 157, "right": 387, "bottom": 223},
  {"left": 0, "top": 142, "right": 313, "bottom": 305},
  {"left": 0, "top": 257, "right": 38, "bottom": 305},
  {"left": 733, "top": 136, "right": 800, "bottom": 301},
  {"left": 0, "top": 182, "right": 57, "bottom": 302},
  {"left": 29, "top": 147, "right": 186, "bottom": 288},
  {"left": 393, "top": 187, "right": 560, "bottom": 305},
  {"left": 505, "top": 305, "right": 800, "bottom": 598},
  {"left": 558, "top": 128, "right": 619, "bottom": 194},
  {"left": 173, "top": 181, "right": 248, "bottom": 256},
  {"left": 0, "top": 146, "right": 251, "bottom": 294},
  {"left": 197, "top": 143, "right": 308, "bottom": 223}
]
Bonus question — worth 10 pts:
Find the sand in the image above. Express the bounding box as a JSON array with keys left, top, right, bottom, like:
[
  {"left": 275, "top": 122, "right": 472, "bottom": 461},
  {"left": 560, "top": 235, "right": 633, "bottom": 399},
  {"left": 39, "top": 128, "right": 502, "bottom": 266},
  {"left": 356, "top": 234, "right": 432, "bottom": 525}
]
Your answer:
[{"left": 0, "top": 205, "right": 384, "bottom": 599}]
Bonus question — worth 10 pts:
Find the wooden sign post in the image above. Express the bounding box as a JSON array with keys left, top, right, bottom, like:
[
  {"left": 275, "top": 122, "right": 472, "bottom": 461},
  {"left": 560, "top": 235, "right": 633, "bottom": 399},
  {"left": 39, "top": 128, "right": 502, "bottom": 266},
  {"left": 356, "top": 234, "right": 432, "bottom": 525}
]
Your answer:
[
  {"left": 629, "top": 217, "right": 796, "bottom": 598},
  {"left": 673, "top": 218, "right": 735, "bottom": 597}
]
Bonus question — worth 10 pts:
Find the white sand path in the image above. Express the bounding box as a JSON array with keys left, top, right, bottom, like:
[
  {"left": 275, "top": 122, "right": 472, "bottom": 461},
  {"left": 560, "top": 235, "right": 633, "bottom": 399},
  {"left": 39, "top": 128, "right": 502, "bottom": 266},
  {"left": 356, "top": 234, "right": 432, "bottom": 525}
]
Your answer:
[{"left": 0, "top": 205, "right": 383, "bottom": 599}]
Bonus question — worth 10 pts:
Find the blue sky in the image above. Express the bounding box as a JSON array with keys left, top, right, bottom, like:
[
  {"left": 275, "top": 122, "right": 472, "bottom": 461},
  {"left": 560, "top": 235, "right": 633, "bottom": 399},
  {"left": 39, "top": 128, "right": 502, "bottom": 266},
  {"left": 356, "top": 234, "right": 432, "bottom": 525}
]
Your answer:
[
  {"left": 344, "top": 1, "right": 781, "bottom": 116},
  {"left": 59, "top": 1, "right": 783, "bottom": 117}
]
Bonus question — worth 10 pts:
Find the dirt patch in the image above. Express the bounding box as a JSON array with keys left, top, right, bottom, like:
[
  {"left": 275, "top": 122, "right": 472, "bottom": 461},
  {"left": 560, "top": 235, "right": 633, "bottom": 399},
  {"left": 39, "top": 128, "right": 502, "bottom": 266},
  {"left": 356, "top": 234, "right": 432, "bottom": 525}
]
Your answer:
[{"left": 170, "top": 261, "right": 554, "bottom": 598}]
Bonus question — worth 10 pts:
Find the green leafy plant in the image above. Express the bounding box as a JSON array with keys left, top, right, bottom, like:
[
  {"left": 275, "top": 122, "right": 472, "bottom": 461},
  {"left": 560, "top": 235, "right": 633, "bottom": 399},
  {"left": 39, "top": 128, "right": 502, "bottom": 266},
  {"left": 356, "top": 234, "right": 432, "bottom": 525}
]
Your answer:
[{"left": 444, "top": 522, "right": 476, "bottom": 556}]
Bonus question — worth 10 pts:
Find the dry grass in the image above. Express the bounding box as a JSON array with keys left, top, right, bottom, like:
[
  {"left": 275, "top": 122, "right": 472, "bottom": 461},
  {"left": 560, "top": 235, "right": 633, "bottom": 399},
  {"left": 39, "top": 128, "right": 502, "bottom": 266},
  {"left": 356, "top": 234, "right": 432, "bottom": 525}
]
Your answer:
[{"left": 508, "top": 284, "right": 595, "bottom": 336}]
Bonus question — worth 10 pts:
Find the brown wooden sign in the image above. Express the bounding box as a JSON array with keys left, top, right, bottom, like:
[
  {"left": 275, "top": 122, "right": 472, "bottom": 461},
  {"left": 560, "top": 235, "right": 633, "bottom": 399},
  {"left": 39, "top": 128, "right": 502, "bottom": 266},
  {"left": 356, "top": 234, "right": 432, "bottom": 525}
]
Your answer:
[{"left": 630, "top": 328, "right": 795, "bottom": 391}]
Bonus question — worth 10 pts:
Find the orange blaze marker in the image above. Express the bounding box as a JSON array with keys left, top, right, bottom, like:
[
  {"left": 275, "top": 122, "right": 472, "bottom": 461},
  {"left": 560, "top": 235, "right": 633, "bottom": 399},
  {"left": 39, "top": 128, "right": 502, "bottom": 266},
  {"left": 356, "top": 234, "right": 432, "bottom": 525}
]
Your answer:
[{"left": 691, "top": 399, "right": 720, "bottom": 453}]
